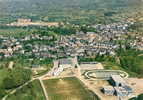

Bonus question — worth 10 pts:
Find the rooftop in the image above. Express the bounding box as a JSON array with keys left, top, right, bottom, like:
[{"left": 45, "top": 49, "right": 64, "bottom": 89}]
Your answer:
[
  {"left": 122, "top": 85, "right": 133, "bottom": 92},
  {"left": 114, "top": 87, "right": 127, "bottom": 93},
  {"left": 103, "top": 86, "right": 114, "bottom": 91},
  {"left": 59, "top": 58, "right": 72, "bottom": 65},
  {"left": 111, "top": 75, "right": 126, "bottom": 84}
]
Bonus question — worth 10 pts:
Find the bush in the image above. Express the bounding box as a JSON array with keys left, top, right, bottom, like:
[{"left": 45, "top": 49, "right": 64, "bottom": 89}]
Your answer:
[
  {"left": 0, "top": 88, "right": 6, "bottom": 99},
  {"left": 138, "top": 94, "right": 143, "bottom": 100}
]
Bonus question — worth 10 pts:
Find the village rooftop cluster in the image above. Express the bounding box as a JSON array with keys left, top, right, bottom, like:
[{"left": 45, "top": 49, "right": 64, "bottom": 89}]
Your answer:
[{"left": 1, "top": 20, "right": 142, "bottom": 60}]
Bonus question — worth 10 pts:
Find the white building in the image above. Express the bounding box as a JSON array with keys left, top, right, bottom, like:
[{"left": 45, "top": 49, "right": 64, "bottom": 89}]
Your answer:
[
  {"left": 52, "top": 58, "right": 76, "bottom": 76},
  {"left": 53, "top": 66, "right": 64, "bottom": 76},
  {"left": 111, "top": 75, "right": 126, "bottom": 87}
]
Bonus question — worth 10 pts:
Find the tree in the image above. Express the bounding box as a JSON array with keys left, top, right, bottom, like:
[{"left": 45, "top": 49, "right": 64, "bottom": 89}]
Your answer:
[
  {"left": 2, "top": 76, "right": 16, "bottom": 89},
  {"left": 129, "top": 94, "right": 143, "bottom": 100},
  {"left": 2, "top": 68, "right": 32, "bottom": 89},
  {"left": 138, "top": 94, "right": 143, "bottom": 100},
  {"left": 0, "top": 87, "right": 6, "bottom": 99}
]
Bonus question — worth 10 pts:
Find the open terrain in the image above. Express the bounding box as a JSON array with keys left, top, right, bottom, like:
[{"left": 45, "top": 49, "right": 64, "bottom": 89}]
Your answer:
[
  {"left": 0, "top": 69, "right": 8, "bottom": 86},
  {"left": 7, "top": 80, "right": 45, "bottom": 100},
  {"left": 0, "top": 0, "right": 143, "bottom": 25},
  {"left": 0, "top": 0, "right": 143, "bottom": 100},
  {"left": 43, "top": 77, "right": 94, "bottom": 100}
]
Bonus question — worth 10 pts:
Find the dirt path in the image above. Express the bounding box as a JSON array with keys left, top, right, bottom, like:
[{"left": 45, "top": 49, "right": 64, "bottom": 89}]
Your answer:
[
  {"left": 39, "top": 78, "right": 49, "bottom": 100},
  {"left": 2, "top": 79, "right": 34, "bottom": 100},
  {"left": 42, "top": 75, "right": 76, "bottom": 80},
  {"left": 138, "top": 54, "right": 143, "bottom": 56}
]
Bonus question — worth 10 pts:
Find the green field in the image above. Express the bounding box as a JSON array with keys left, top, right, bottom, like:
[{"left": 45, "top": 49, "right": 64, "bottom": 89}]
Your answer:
[
  {"left": 0, "top": 69, "right": 8, "bottom": 86},
  {"left": 7, "top": 80, "right": 45, "bottom": 100},
  {"left": 0, "top": 28, "right": 28, "bottom": 36},
  {"left": 43, "top": 77, "right": 96, "bottom": 100}
]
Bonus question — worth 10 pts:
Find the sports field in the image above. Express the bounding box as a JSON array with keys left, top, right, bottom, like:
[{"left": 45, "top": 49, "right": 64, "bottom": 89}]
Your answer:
[{"left": 43, "top": 77, "right": 94, "bottom": 100}]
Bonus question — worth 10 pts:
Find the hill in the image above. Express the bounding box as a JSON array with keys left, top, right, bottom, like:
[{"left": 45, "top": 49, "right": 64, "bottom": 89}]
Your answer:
[{"left": 0, "top": 0, "right": 143, "bottom": 24}]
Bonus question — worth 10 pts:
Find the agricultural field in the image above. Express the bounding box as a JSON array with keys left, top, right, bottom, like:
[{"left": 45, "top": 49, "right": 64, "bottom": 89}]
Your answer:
[
  {"left": 43, "top": 77, "right": 95, "bottom": 100},
  {"left": 7, "top": 80, "right": 45, "bottom": 100}
]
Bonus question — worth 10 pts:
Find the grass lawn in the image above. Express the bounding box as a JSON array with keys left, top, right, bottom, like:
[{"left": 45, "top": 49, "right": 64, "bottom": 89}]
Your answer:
[
  {"left": 102, "top": 61, "right": 142, "bottom": 77},
  {"left": 7, "top": 80, "right": 45, "bottom": 100},
  {"left": 0, "top": 69, "right": 8, "bottom": 86},
  {"left": 43, "top": 77, "right": 95, "bottom": 100},
  {"left": 102, "top": 61, "right": 122, "bottom": 70}
]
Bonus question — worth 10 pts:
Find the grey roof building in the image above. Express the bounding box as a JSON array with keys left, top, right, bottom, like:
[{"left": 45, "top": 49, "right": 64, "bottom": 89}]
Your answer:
[
  {"left": 114, "top": 87, "right": 129, "bottom": 97},
  {"left": 59, "top": 59, "right": 72, "bottom": 65},
  {"left": 110, "top": 75, "right": 126, "bottom": 87},
  {"left": 102, "top": 86, "right": 115, "bottom": 95},
  {"left": 58, "top": 58, "right": 73, "bottom": 69}
]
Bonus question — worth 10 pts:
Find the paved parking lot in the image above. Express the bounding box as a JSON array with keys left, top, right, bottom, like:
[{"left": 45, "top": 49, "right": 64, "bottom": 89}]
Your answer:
[
  {"left": 126, "top": 78, "right": 143, "bottom": 97},
  {"left": 80, "top": 63, "right": 104, "bottom": 70}
]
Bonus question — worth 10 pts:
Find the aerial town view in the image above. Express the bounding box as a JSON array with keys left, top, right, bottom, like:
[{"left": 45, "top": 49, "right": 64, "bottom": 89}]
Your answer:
[{"left": 0, "top": 0, "right": 143, "bottom": 100}]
